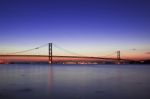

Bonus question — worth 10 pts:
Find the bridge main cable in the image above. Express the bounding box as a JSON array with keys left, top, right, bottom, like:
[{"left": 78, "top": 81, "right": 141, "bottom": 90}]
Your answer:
[{"left": 4, "top": 43, "right": 48, "bottom": 55}]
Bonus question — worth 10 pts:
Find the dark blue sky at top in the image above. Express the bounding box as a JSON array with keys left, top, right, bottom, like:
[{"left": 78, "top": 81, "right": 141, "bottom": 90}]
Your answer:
[{"left": 0, "top": 0, "right": 150, "bottom": 54}]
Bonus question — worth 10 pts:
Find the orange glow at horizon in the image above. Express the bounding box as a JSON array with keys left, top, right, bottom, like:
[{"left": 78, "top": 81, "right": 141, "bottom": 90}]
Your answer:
[{"left": 0, "top": 54, "right": 149, "bottom": 63}]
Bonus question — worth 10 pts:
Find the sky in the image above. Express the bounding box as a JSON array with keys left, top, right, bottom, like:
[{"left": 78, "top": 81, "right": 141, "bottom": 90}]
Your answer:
[{"left": 0, "top": 0, "right": 150, "bottom": 59}]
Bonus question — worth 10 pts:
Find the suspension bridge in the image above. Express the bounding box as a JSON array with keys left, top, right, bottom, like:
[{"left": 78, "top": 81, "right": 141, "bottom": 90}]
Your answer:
[{"left": 0, "top": 43, "right": 133, "bottom": 64}]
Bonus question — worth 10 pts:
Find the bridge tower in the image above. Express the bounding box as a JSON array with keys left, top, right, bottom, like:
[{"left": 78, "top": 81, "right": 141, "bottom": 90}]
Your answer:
[
  {"left": 117, "top": 50, "right": 120, "bottom": 64},
  {"left": 48, "top": 43, "right": 53, "bottom": 64}
]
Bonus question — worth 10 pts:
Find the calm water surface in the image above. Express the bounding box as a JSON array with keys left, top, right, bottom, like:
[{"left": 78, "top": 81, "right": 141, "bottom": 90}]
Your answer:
[{"left": 0, "top": 64, "right": 150, "bottom": 99}]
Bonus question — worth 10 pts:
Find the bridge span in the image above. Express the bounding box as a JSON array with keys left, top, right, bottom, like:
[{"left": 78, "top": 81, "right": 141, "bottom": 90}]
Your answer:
[
  {"left": 0, "top": 43, "right": 134, "bottom": 64},
  {"left": 0, "top": 55, "right": 132, "bottom": 64}
]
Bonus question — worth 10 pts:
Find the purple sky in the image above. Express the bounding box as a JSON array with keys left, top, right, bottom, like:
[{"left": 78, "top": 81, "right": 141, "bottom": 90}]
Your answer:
[{"left": 0, "top": 0, "right": 150, "bottom": 59}]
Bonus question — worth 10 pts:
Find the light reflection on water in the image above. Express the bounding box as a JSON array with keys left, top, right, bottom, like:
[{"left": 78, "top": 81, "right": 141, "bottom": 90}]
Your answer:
[{"left": 0, "top": 64, "right": 150, "bottom": 99}]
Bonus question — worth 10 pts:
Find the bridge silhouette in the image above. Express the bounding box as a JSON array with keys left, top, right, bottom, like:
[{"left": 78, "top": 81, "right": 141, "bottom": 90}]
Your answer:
[{"left": 0, "top": 43, "right": 132, "bottom": 64}]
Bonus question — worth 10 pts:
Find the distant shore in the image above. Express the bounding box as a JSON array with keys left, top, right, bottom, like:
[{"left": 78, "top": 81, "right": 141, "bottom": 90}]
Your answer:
[{"left": 0, "top": 60, "right": 150, "bottom": 65}]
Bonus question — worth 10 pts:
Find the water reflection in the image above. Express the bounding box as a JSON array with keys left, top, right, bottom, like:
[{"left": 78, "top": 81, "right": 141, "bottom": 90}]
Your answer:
[
  {"left": 0, "top": 64, "right": 150, "bottom": 99},
  {"left": 0, "top": 64, "right": 53, "bottom": 99}
]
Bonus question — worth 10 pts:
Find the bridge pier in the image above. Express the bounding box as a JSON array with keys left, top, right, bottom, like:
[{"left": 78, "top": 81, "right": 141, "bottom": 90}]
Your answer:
[
  {"left": 117, "top": 50, "right": 121, "bottom": 64},
  {"left": 49, "top": 43, "right": 53, "bottom": 64}
]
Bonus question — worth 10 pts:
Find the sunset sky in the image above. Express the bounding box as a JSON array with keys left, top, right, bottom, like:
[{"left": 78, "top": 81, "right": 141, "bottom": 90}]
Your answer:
[{"left": 0, "top": 0, "right": 150, "bottom": 59}]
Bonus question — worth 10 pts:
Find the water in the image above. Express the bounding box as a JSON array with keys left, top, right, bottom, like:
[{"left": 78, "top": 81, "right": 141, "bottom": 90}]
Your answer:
[{"left": 0, "top": 64, "right": 150, "bottom": 99}]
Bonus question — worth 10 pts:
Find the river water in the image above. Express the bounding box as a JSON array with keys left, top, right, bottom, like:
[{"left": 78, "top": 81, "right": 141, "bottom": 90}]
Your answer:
[{"left": 0, "top": 64, "right": 150, "bottom": 99}]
